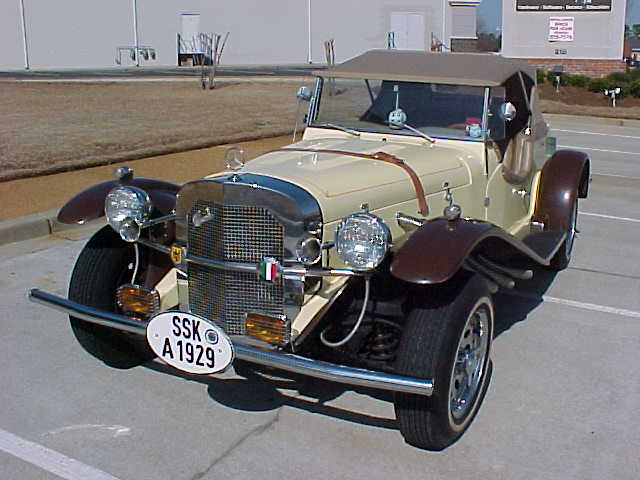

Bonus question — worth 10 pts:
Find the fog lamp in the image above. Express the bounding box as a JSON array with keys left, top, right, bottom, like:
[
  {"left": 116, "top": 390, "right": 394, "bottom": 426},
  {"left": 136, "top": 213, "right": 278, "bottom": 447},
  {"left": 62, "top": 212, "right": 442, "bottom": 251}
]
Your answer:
[
  {"left": 119, "top": 217, "right": 141, "bottom": 242},
  {"left": 296, "top": 237, "right": 322, "bottom": 265}
]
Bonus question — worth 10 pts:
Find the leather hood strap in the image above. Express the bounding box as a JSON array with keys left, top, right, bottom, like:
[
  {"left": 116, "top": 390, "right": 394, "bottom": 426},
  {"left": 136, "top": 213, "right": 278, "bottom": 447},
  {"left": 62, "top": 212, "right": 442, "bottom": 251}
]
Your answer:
[{"left": 271, "top": 148, "right": 429, "bottom": 216}]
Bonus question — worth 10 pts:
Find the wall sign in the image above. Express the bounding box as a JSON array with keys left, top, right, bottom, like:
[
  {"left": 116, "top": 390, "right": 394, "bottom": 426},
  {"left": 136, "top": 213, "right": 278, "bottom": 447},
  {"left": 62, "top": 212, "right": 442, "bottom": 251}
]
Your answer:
[
  {"left": 549, "top": 17, "right": 574, "bottom": 42},
  {"left": 517, "top": 1, "right": 611, "bottom": 11}
]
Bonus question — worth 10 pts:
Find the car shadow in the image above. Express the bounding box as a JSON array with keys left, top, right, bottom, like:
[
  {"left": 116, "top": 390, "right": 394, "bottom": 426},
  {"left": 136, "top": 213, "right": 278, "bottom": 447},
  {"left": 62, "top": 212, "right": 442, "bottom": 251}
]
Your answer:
[
  {"left": 493, "top": 266, "right": 558, "bottom": 337},
  {"left": 144, "top": 360, "right": 397, "bottom": 430},
  {"left": 143, "top": 266, "right": 557, "bottom": 432}
]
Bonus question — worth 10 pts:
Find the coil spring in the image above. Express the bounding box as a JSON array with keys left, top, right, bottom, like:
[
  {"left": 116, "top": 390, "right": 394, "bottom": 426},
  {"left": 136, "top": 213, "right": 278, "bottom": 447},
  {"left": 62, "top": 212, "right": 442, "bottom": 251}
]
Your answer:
[{"left": 360, "top": 319, "right": 402, "bottom": 362}]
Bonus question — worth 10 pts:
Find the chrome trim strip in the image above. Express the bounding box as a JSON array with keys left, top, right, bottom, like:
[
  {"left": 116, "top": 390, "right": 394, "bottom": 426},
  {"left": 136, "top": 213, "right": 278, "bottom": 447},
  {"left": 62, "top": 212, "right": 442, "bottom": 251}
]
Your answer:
[
  {"left": 141, "top": 214, "right": 183, "bottom": 228},
  {"left": 137, "top": 238, "right": 359, "bottom": 278},
  {"left": 28, "top": 289, "right": 433, "bottom": 397},
  {"left": 232, "top": 340, "right": 433, "bottom": 396},
  {"left": 138, "top": 238, "right": 170, "bottom": 254}
]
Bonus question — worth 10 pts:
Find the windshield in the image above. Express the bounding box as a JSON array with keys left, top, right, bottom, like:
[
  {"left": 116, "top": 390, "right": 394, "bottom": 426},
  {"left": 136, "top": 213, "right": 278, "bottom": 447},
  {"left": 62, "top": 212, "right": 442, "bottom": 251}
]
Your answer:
[{"left": 312, "top": 78, "right": 487, "bottom": 141}]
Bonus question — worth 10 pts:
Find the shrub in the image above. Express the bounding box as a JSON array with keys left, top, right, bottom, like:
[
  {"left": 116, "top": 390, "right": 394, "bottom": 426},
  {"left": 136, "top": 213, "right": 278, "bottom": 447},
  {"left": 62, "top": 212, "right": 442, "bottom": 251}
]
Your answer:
[
  {"left": 588, "top": 77, "right": 621, "bottom": 94},
  {"left": 627, "top": 79, "right": 640, "bottom": 98},
  {"left": 608, "top": 71, "right": 629, "bottom": 83},
  {"left": 536, "top": 69, "right": 546, "bottom": 84},
  {"left": 564, "top": 74, "right": 589, "bottom": 89}
]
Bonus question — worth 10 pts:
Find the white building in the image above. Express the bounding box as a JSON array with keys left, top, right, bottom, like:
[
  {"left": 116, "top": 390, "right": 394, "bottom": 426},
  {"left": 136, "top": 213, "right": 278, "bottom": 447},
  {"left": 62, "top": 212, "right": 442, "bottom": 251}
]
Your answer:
[
  {"left": 501, "top": 0, "right": 626, "bottom": 76},
  {"left": 3, "top": 0, "right": 481, "bottom": 70}
]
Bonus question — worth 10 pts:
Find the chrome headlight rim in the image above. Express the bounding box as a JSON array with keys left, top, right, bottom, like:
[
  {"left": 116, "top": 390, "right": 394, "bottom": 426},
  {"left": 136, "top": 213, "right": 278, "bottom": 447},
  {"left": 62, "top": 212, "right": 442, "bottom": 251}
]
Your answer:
[
  {"left": 104, "top": 186, "right": 152, "bottom": 242},
  {"left": 335, "top": 212, "right": 391, "bottom": 271}
]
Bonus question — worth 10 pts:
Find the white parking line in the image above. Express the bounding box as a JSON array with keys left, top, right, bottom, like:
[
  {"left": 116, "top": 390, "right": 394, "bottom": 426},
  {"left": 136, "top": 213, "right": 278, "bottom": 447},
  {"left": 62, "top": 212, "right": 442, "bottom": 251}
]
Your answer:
[
  {"left": 558, "top": 145, "right": 640, "bottom": 156},
  {"left": 508, "top": 292, "right": 640, "bottom": 319},
  {"left": 581, "top": 212, "right": 640, "bottom": 223},
  {"left": 592, "top": 172, "right": 640, "bottom": 180},
  {"left": 552, "top": 129, "right": 640, "bottom": 140},
  {"left": 0, "top": 429, "right": 119, "bottom": 480}
]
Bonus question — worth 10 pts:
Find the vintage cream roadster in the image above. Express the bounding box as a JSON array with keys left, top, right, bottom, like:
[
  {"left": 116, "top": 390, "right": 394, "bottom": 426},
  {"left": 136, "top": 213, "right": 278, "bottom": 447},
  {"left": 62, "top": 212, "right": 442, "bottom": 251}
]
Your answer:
[{"left": 30, "top": 50, "right": 589, "bottom": 450}]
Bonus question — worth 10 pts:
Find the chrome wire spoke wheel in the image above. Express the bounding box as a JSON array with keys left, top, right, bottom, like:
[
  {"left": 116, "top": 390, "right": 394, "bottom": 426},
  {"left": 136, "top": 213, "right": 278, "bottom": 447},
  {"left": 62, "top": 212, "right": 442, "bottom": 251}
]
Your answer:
[
  {"left": 551, "top": 197, "right": 579, "bottom": 270},
  {"left": 394, "top": 275, "right": 494, "bottom": 450},
  {"left": 449, "top": 301, "right": 491, "bottom": 423},
  {"left": 564, "top": 199, "right": 578, "bottom": 257}
]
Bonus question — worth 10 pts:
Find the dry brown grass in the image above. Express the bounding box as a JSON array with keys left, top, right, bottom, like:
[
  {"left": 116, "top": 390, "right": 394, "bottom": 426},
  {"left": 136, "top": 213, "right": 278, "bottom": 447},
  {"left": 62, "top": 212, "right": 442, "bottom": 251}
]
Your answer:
[
  {"left": 0, "top": 80, "right": 308, "bottom": 181},
  {"left": 538, "top": 83, "right": 640, "bottom": 120},
  {"left": 2, "top": 78, "right": 640, "bottom": 183},
  {"left": 540, "top": 98, "right": 640, "bottom": 120}
]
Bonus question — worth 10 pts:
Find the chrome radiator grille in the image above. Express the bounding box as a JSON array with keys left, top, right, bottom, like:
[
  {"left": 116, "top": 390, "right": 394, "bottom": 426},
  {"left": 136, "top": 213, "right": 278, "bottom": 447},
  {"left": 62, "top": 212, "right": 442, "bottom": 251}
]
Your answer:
[{"left": 187, "top": 200, "right": 285, "bottom": 335}]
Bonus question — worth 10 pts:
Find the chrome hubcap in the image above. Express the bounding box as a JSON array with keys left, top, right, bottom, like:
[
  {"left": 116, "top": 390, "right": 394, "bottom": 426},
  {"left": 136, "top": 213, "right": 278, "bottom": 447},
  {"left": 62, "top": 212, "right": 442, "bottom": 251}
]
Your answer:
[{"left": 450, "top": 305, "right": 490, "bottom": 421}]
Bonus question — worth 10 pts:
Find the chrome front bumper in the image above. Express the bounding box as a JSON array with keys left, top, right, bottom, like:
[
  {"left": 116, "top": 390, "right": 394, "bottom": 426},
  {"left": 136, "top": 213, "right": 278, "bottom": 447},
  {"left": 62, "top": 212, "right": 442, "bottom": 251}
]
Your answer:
[{"left": 28, "top": 289, "right": 433, "bottom": 397}]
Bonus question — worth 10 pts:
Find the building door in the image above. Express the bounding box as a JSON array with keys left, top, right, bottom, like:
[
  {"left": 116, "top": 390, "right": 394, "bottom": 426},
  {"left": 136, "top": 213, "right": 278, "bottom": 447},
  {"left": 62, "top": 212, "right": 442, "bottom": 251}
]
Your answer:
[
  {"left": 181, "top": 13, "right": 201, "bottom": 54},
  {"left": 390, "top": 12, "right": 425, "bottom": 50}
]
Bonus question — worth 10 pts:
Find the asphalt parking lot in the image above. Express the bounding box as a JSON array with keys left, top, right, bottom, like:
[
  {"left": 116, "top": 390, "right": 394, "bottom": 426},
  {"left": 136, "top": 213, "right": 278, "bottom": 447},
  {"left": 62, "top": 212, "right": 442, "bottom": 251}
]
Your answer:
[{"left": 1, "top": 116, "right": 639, "bottom": 479}]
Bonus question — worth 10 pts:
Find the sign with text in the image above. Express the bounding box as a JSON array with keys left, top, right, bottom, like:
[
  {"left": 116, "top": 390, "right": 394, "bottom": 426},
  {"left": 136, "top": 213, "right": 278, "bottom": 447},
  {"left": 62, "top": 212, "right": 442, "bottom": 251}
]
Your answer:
[
  {"left": 549, "top": 17, "right": 574, "bottom": 41},
  {"left": 517, "top": 1, "right": 611, "bottom": 11}
]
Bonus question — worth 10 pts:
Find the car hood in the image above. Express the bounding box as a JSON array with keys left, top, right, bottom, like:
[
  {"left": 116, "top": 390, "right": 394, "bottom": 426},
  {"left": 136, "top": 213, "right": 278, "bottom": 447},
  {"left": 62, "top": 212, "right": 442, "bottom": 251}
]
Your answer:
[{"left": 214, "top": 137, "right": 475, "bottom": 223}]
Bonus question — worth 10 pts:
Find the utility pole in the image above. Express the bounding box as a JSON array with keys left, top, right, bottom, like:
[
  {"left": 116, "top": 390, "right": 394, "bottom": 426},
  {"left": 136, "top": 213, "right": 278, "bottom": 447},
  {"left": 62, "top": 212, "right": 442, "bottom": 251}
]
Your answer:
[
  {"left": 132, "top": 0, "right": 140, "bottom": 66},
  {"left": 19, "top": 0, "right": 30, "bottom": 69},
  {"left": 307, "top": 0, "right": 312, "bottom": 63}
]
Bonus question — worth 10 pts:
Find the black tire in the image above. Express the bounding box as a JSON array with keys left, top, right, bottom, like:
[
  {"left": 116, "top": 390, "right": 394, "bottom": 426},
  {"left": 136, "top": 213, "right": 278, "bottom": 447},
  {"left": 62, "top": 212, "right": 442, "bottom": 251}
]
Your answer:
[
  {"left": 394, "top": 274, "right": 494, "bottom": 450},
  {"left": 550, "top": 198, "right": 578, "bottom": 270},
  {"left": 68, "top": 226, "right": 154, "bottom": 369}
]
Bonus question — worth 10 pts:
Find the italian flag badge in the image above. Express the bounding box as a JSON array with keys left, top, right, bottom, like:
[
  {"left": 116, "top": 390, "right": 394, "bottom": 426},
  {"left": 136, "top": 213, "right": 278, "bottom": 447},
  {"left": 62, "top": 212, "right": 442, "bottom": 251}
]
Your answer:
[{"left": 259, "top": 257, "right": 279, "bottom": 281}]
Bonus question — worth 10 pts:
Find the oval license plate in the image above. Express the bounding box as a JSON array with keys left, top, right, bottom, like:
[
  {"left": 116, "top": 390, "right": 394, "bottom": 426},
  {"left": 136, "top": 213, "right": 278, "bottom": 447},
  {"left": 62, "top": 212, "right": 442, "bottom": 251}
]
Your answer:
[{"left": 146, "top": 312, "right": 234, "bottom": 374}]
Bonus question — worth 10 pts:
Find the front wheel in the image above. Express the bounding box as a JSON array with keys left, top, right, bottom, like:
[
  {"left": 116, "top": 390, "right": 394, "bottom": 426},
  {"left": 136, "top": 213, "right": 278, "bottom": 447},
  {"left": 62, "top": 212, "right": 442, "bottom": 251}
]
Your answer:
[
  {"left": 68, "top": 226, "right": 154, "bottom": 368},
  {"left": 550, "top": 198, "right": 578, "bottom": 270},
  {"left": 394, "top": 274, "right": 494, "bottom": 450}
]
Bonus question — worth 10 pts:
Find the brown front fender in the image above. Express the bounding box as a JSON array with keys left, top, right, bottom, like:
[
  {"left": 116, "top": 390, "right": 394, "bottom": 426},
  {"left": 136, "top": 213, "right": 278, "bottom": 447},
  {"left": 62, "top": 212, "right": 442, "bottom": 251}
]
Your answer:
[
  {"left": 58, "top": 178, "right": 180, "bottom": 224},
  {"left": 390, "top": 218, "right": 553, "bottom": 285},
  {"left": 533, "top": 149, "right": 590, "bottom": 232}
]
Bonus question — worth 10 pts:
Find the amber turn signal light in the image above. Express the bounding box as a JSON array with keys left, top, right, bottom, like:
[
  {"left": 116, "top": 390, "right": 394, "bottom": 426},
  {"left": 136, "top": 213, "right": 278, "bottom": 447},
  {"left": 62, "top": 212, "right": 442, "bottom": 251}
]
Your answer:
[
  {"left": 245, "top": 313, "right": 291, "bottom": 346},
  {"left": 116, "top": 284, "right": 160, "bottom": 319}
]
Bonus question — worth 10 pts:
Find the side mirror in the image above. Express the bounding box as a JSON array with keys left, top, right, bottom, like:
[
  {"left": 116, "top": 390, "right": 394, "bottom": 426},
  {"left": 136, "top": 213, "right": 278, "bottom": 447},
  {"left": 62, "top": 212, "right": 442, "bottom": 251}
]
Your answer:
[
  {"left": 296, "top": 86, "right": 312, "bottom": 102},
  {"left": 499, "top": 102, "right": 517, "bottom": 122}
]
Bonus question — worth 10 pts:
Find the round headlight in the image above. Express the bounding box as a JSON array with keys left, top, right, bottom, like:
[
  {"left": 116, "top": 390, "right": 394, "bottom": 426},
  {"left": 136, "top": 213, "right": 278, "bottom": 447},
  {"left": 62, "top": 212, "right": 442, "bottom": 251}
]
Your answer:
[
  {"left": 335, "top": 213, "right": 390, "bottom": 270},
  {"left": 105, "top": 186, "right": 152, "bottom": 241}
]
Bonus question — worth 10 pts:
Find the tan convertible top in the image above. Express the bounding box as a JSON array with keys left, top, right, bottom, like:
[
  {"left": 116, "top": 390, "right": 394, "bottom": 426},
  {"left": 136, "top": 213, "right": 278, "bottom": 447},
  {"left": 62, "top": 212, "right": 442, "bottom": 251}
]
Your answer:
[{"left": 314, "top": 50, "right": 536, "bottom": 87}]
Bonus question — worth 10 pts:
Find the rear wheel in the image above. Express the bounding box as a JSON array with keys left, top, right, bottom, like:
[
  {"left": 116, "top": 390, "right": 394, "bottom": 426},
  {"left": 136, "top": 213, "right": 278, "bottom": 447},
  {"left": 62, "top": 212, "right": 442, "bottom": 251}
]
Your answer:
[
  {"left": 68, "top": 226, "right": 154, "bottom": 368},
  {"left": 394, "top": 275, "right": 494, "bottom": 450}
]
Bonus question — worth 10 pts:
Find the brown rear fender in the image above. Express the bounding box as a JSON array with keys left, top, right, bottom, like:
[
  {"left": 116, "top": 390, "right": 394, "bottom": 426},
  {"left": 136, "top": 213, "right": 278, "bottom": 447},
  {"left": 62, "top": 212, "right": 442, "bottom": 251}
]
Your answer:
[
  {"left": 58, "top": 178, "right": 180, "bottom": 225},
  {"left": 533, "top": 149, "right": 590, "bottom": 232},
  {"left": 390, "top": 218, "right": 554, "bottom": 285}
]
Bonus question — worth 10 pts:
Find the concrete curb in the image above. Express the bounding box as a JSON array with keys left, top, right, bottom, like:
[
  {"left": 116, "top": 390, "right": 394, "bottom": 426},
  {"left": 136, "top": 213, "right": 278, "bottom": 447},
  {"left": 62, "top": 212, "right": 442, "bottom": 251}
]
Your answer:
[{"left": 0, "top": 209, "right": 100, "bottom": 247}]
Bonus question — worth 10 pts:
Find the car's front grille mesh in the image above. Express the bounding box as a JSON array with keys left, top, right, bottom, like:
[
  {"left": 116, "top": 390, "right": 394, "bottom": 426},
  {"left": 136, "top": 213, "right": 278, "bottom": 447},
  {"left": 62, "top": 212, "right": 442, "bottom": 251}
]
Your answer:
[{"left": 187, "top": 200, "right": 285, "bottom": 335}]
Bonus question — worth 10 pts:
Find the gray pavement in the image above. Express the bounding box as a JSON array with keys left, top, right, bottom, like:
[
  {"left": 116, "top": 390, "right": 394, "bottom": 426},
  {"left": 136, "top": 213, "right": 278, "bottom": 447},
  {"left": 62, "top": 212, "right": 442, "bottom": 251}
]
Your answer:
[{"left": 1, "top": 117, "right": 640, "bottom": 479}]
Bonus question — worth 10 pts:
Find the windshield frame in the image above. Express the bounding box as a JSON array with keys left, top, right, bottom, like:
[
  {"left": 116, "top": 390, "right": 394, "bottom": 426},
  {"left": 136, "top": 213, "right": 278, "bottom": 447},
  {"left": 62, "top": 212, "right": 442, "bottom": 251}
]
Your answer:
[{"left": 307, "top": 76, "right": 491, "bottom": 142}]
